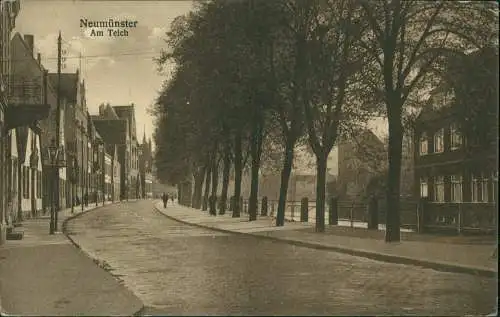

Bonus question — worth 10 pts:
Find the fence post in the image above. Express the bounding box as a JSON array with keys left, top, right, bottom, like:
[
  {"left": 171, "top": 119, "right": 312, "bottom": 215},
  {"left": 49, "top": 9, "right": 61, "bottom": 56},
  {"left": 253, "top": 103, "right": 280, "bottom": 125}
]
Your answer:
[
  {"left": 261, "top": 196, "right": 268, "bottom": 216},
  {"left": 417, "top": 198, "right": 427, "bottom": 233},
  {"left": 367, "top": 195, "right": 379, "bottom": 230},
  {"left": 329, "top": 197, "right": 338, "bottom": 225},
  {"left": 300, "top": 197, "right": 309, "bottom": 222},
  {"left": 229, "top": 196, "right": 235, "bottom": 211}
]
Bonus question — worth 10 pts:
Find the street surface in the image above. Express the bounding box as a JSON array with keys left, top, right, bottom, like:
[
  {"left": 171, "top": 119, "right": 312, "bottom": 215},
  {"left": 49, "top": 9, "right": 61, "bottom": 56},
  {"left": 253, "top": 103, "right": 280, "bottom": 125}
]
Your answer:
[{"left": 66, "top": 200, "right": 497, "bottom": 316}]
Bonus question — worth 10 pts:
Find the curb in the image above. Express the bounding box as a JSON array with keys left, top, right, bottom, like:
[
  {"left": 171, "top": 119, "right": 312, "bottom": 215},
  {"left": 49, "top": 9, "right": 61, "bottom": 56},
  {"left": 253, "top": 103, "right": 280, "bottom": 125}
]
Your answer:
[
  {"left": 154, "top": 205, "right": 497, "bottom": 279},
  {"left": 62, "top": 201, "right": 145, "bottom": 316},
  {"left": 0, "top": 294, "right": 8, "bottom": 317}
]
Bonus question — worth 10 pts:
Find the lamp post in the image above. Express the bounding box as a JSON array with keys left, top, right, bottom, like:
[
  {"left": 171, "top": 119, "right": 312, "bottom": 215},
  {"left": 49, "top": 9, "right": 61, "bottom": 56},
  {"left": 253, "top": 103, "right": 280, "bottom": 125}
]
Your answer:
[
  {"left": 43, "top": 138, "right": 65, "bottom": 234},
  {"left": 102, "top": 147, "right": 105, "bottom": 206},
  {"left": 125, "top": 178, "right": 129, "bottom": 202},
  {"left": 70, "top": 156, "right": 78, "bottom": 214}
]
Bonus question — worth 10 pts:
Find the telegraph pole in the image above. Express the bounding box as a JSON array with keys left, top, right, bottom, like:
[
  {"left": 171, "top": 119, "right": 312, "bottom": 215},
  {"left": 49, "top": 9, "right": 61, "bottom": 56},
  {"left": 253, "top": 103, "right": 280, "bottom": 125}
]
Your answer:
[{"left": 54, "top": 31, "right": 62, "bottom": 232}]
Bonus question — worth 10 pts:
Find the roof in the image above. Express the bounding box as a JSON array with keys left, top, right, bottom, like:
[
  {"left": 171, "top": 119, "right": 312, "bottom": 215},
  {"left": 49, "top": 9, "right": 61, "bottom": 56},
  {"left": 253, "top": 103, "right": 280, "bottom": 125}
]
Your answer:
[
  {"left": 93, "top": 119, "right": 128, "bottom": 145},
  {"left": 47, "top": 72, "right": 78, "bottom": 104},
  {"left": 113, "top": 105, "right": 135, "bottom": 119},
  {"left": 10, "top": 33, "right": 58, "bottom": 99},
  {"left": 11, "top": 33, "right": 42, "bottom": 70},
  {"left": 94, "top": 128, "right": 103, "bottom": 142},
  {"left": 98, "top": 104, "right": 120, "bottom": 119}
]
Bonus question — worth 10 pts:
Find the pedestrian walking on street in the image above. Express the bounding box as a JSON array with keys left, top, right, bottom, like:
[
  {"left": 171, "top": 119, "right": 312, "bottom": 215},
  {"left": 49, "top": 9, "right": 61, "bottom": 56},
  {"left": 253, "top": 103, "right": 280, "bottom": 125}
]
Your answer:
[{"left": 162, "top": 193, "right": 169, "bottom": 208}]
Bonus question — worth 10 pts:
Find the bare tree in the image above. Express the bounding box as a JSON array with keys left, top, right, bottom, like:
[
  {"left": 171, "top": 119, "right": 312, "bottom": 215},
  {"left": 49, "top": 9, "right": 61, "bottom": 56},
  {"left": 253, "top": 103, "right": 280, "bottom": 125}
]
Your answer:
[{"left": 356, "top": 0, "right": 498, "bottom": 242}]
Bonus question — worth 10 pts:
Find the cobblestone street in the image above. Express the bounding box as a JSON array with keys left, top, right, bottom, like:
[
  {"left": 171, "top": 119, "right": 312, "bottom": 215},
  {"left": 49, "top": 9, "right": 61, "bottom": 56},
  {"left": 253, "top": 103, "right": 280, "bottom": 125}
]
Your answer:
[{"left": 66, "top": 201, "right": 497, "bottom": 316}]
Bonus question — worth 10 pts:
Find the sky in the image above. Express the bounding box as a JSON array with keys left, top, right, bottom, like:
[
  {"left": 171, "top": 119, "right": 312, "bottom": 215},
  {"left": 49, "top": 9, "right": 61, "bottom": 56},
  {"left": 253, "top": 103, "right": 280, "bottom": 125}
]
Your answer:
[
  {"left": 13, "top": 0, "right": 388, "bottom": 174},
  {"left": 14, "top": 0, "right": 196, "bottom": 146}
]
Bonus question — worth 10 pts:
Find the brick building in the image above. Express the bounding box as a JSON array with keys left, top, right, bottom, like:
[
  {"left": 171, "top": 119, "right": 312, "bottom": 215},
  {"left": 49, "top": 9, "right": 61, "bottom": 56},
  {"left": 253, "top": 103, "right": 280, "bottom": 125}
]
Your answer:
[
  {"left": 93, "top": 103, "right": 139, "bottom": 201},
  {"left": 56, "top": 70, "right": 95, "bottom": 209},
  {"left": 413, "top": 48, "right": 498, "bottom": 232}
]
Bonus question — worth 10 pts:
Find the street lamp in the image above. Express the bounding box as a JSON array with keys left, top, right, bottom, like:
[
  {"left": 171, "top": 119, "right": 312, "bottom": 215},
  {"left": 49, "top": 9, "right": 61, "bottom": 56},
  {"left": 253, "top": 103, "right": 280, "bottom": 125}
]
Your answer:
[
  {"left": 42, "top": 138, "right": 66, "bottom": 234},
  {"left": 125, "top": 178, "right": 129, "bottom": 202},
  {"left": 70, "top": 156, "right": 78, "bottom": 214}
]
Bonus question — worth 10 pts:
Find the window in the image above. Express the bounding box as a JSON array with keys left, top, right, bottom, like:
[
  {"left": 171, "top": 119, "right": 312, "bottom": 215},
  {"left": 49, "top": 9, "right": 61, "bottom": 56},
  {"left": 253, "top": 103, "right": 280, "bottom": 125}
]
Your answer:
[
  {"left": 481, "top": 176, "right": 489, "bottom": 202},
  {"left": 434, "top": 129, "right": 444, "bottom": 153},
  {"left": 434, "top": 176, "right": 445, "bottom": 202},
  {"left": 419, "top": 133, "right": 428, "bottom": 155},
  {"left": 450, "top": 175, "right": 462, "bottom": 202},
  {"left": 450, "top": 123, "right": 462, "bottom": 150},
  {"left": 472, "top": 173, "right": 489, "bottom": 202},
  {"left": 420, "top": 177, "right": 428, "bottom": 198}
]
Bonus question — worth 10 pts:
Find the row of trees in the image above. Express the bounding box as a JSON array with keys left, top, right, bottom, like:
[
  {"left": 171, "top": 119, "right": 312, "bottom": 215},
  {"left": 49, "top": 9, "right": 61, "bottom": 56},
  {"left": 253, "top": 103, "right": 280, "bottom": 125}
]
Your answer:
[{"left": 152, "top": 0, "right": 497, "bottom": 242}]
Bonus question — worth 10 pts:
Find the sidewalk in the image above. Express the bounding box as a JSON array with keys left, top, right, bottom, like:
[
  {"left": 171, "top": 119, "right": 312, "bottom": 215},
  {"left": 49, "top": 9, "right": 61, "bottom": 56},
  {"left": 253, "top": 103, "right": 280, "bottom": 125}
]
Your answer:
[
  {"left": 155, "top": 202, "right": 498, "bottom": 278},
  {"left": 0, "top": 202, "right": 144, "bottom": 316}
]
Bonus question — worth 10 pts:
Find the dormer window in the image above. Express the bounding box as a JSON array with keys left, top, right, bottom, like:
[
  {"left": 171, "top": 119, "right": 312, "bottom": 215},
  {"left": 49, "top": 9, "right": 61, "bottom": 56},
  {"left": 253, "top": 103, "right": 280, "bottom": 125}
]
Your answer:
[
  {"left": 434, "top": 129, "right": 444, "bottom": 153},
  {"left": 419, "top": 132, "right": 428, "bottom": 156}
]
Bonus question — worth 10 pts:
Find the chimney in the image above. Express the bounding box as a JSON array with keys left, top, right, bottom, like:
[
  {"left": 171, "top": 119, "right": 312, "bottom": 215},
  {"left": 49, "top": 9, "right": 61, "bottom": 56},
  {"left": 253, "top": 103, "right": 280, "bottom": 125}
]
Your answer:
[
  {"left": 37, "top": 53, "right": 41, "bottom": 65},
  {"left": 24, "top": 34, "right": 34, "bottom": 55},
  {"left": 99, "top": 103, "right": 105, "bottom": 116}
]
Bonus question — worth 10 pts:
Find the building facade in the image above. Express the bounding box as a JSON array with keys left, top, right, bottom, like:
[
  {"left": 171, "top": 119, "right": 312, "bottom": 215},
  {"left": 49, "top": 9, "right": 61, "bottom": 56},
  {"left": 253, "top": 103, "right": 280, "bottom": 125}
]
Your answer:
[
  {"left": 0, "top": 0, "right": 21, "bottom": 244},
  {"left": 93, "top": 103, "right": 140, "bottom": 201},
  {"left": 112, "top": 147, "right": 121, "bottom": 202},
  {"left": 60, "top": 70, "right": 90, "bottom": 209},
  {"left": 414, "top": 48, "right": 498, "bottom": 232},
  {"left": 113, "top": 105, "right": 140, "bottom": 200},
  {"left": 104, "top": 151, "right": 112, "bottom": 201},
  {"left": 8, "top": 32, "right": 50, "bottom": 225},
  {"left": 337, "top": 130, "right": 386, "bottom": 199},
  {"left": 139, "top": 132, "right": 153, "bottom": 199}
]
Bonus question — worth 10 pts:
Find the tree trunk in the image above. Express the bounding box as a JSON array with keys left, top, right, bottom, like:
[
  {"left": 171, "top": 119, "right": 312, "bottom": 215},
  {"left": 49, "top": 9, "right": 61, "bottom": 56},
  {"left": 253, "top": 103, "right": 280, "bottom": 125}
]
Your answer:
[
  {"left": 191, "top": 167, "right": 205, "bottom": 209},
  {"left": 177, "top": 183, "right": 182, "bottom": 205},
  {"left": 232, "top": 132, "right": 243, "bottom": 218},
  {"left": 202, "top": 163, "right": 211, "bottom": 211},
  {"left": 276, "top": 142, "right": 294, "bottom": 226},
  {"left": 210, "top": 156, "right": 219, "bottom": 215},
  {"left": 315, "top": 154, "right": 327, "bottom": 233},
  {"left": 248, "top": 158, "right": 259, "bottom": 221},
  {"left": 220, "top": 145, "right": 231, "bottom": 215},
  {"left": 248, "top": 121, "right": 263, "bottom": 222},
  {"left": 385, "top": 111, "right": 403, "bottom": 242}
]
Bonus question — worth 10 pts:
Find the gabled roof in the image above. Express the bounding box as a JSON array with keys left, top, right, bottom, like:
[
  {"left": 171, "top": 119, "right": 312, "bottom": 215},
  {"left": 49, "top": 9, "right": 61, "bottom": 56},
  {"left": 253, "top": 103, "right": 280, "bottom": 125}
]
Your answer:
[
  {"left": 48, "top": 72, "right": 78, "bottom": 104},
  {"left": 98, "top": 104, "right": 120, "bottom": 119},
  {"left": 112, "top": 105, "right": 134, "bottom": 119},
  {"left": 11, "top": 33, "right": 43, "bottom": 71},
  {"left": 10, "top": 33, "right": 58, "bottom": 104},
  {"left": 93, "top": 119, "right": 128, "bottom": 145}
]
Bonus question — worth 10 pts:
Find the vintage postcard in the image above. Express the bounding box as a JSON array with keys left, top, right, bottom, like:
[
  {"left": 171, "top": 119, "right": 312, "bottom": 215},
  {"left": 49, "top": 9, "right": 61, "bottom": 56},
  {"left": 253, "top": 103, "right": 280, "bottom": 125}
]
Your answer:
[{"left": 0, "top": 0, "right": 497, "bottom": 316}]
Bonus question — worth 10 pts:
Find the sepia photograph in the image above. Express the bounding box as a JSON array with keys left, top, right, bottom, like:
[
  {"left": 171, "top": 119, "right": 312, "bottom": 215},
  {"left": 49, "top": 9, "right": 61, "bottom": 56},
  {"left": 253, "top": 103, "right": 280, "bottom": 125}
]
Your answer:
[{"left": 0, "top": 0, "right": 498, "bottom": 315}]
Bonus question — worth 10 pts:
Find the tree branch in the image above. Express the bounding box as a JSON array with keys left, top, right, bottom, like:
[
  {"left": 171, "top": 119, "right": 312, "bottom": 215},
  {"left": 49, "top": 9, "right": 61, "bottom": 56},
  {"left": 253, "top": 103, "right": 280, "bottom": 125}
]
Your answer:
[{"left": 400, "top": 1, "right": 446, "bottom": 81}]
